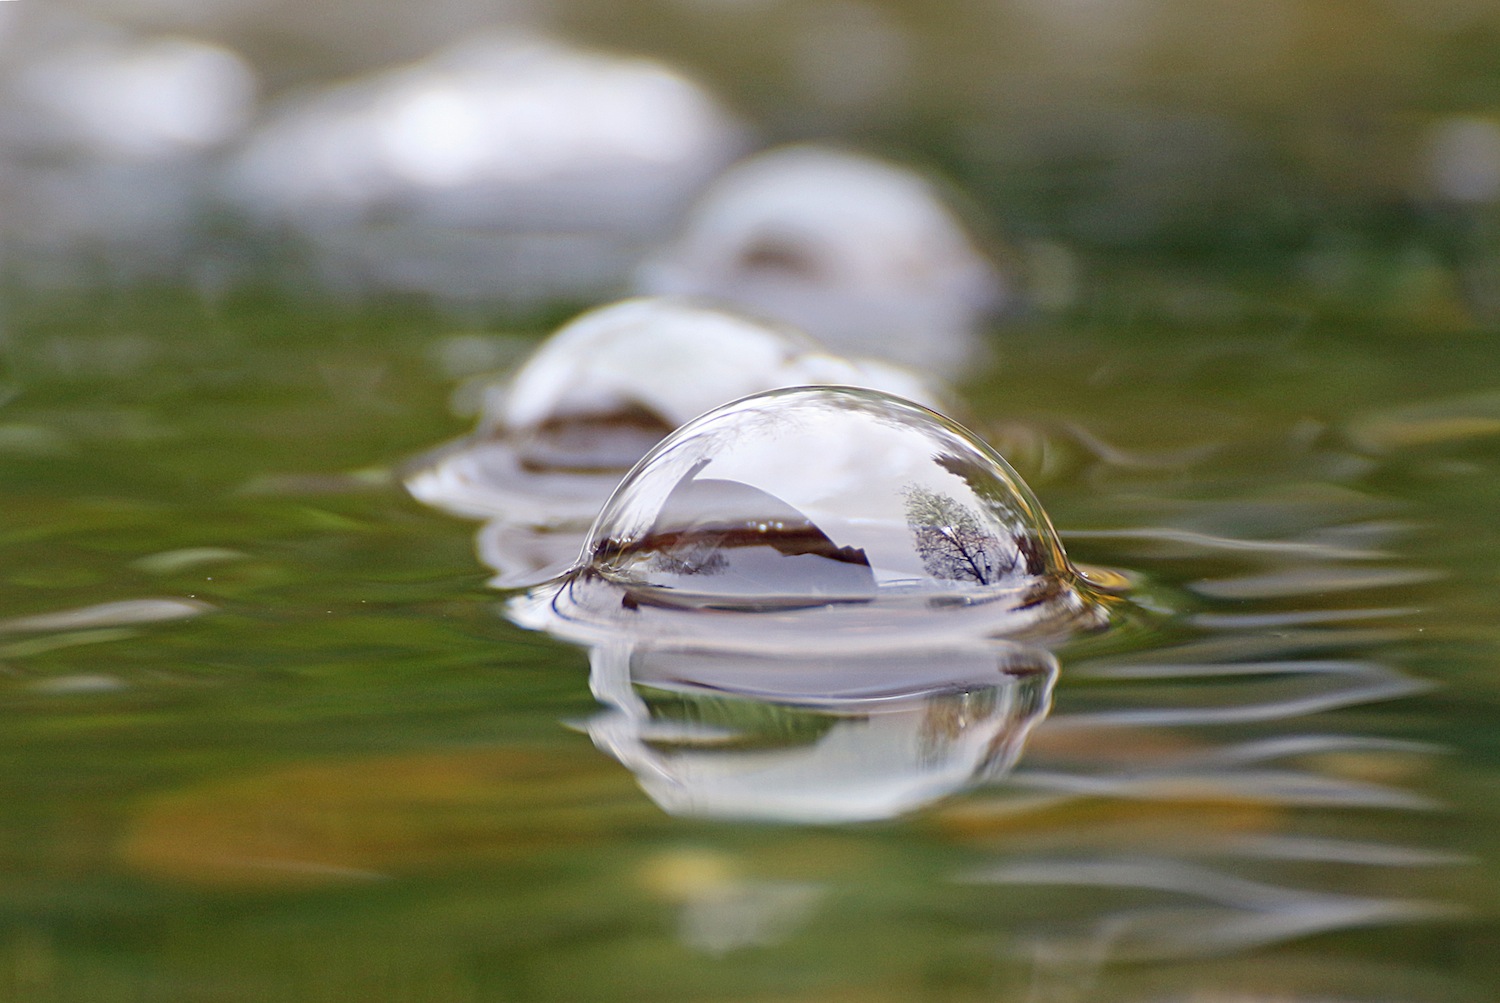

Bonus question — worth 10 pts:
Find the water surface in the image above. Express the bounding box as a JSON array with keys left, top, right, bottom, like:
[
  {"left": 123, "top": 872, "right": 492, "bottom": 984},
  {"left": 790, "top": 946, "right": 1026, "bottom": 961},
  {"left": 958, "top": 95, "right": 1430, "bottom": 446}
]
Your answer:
[{"left": 0, "top": 291, "right": 1496, "bottom": 1001}]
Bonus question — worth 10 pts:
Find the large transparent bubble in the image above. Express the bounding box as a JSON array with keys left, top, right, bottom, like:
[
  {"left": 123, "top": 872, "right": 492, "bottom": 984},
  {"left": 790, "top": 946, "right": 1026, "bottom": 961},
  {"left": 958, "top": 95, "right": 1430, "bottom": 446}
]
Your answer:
[{"left": 512, "top": 386, "right": 1111, "bottom": 646}]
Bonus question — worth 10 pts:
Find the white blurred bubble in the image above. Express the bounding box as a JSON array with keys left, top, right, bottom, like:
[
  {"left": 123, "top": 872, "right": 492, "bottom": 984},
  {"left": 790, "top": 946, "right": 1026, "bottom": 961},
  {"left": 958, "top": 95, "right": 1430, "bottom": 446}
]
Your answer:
[
  {"left": 14, "top": 34, "right": 255, "bottom": 161},
  {"left": 638, "top": 145, "right": 1005, "bottom": 376},
  {"left": 405, "top": 297, "right": 951, "bottom": 534},
  {"left": 376, "top": 77, "right": 492, "bottom": 188},
  {"left": 0, "top": 18, "right": 257, "bottom": 285},
  {"left": 225, "top": 32, "right": 746, "bottom": 306},
  {"left": 494, "top": 296, "right": 945, "bottom": 432},
  {"left": 1426, "top": 115, "right": 1500, "bottom": 203}
]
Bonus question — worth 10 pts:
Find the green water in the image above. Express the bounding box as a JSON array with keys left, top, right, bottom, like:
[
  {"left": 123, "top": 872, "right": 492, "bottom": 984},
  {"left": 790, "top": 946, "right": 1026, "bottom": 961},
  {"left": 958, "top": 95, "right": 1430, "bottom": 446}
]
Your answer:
[{"left": 1, "top": 289, "right": 1497, "bottom": 1001}]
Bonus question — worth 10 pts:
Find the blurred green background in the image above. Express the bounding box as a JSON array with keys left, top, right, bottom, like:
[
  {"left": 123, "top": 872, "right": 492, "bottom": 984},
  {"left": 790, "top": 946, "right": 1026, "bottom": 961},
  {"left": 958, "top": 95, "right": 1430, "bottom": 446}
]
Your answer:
[{"left": 2, "top": 2, "right": 1499, "bottom": 1002}]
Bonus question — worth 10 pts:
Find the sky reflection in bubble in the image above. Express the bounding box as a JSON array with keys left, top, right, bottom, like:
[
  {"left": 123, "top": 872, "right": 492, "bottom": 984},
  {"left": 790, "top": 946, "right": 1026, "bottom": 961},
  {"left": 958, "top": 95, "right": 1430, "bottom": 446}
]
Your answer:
[{"left": 510, "top": 385, "right": 1113, "bottom": 648}]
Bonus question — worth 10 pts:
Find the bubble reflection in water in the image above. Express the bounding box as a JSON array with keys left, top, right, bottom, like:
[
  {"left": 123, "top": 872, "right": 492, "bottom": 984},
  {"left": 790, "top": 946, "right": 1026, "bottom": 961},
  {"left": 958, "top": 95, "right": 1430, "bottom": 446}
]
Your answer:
[{"left": 583, "top": 640, "right": 1057, "bottom": 823}]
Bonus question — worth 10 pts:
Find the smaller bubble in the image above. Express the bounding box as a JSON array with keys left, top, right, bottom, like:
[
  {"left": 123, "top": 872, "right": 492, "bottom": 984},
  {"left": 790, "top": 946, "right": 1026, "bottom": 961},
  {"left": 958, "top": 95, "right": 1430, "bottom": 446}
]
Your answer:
[
  {"left": 223, "top": 33, "right": 746, "bottom": 306},
  {"left": 406, "top": 297, "right": 949, "bottom": 537},
  {"left": 638, "top": 144, "right": 1005, "bottom": 375}
]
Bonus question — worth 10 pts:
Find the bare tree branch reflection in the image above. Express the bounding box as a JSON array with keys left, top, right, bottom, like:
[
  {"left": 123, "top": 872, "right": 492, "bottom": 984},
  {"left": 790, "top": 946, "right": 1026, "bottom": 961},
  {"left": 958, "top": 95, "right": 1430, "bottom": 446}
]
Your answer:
[
  {"left": 903, "top": 485, "right": 1016, "bottom": 585},
  {"left": 650, "top": 540, "right": 731, "bottom": 577},
  {"left": 935, "top": 452, "right": 1050, "bottom": 575}
]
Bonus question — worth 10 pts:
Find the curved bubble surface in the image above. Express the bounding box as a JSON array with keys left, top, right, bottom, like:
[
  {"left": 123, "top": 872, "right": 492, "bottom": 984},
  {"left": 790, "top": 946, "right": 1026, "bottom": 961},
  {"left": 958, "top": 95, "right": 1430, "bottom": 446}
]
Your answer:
[{"left": 513, "top": 386, "right": 1110, "bottom": 646}]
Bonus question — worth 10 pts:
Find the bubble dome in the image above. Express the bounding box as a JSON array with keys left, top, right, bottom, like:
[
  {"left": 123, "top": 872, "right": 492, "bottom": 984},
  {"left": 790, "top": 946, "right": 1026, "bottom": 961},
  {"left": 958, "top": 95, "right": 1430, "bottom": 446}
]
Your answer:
[
  {"left": 491, "top": 295, "right": 943, "bottom": 434},
  {"left": 404, "top": 297, "right": 949, "bottom": 528},
  {"left": 511, "top": 386, "right": 1112, "bottom": 647},
  {"left": 223, "top": 33, "right": 745, "bottom": 307},
  {"left": 637, "top": 144, "right": 1005, "bottom": 376}
]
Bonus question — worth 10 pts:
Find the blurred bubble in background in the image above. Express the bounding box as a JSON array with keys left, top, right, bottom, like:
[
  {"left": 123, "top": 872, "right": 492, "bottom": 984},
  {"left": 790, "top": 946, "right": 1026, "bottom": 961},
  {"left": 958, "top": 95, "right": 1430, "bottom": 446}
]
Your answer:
[{"left": 0, "top": 0, "right": 1497, "bottom": 328}]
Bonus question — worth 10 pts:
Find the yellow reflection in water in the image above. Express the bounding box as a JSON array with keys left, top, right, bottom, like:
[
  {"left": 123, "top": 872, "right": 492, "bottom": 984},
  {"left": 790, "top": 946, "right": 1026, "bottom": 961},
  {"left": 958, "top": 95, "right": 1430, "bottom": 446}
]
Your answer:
[{"left": 120, "top": 746, "right": 643, "bottom": 887}]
